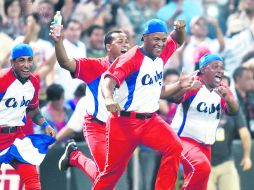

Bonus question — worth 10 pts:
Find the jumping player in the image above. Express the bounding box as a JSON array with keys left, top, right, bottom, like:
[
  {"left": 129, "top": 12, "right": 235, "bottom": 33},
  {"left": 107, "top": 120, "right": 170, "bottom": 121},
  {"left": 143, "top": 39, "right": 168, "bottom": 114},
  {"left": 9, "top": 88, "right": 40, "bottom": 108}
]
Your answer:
[
  {"left": 101, "top": 19, "right": 187, "bottom": 190},
  {"left": 0, "top": 43, "right": 55, "bottom": 190},
  {"left": 49, "top": 25, "right": 130, "bottom": 186},
  {"left": 171, "top": 54, "right": 239, "bottom": 190}
]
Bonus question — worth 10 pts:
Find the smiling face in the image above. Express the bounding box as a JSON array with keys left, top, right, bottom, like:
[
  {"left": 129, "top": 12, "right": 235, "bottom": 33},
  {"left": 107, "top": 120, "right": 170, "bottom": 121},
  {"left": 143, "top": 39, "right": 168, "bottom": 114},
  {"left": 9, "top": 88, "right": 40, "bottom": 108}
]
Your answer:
[
  {"left": 143, "top": 32, "right": 167, "bottom": 58},
  {"left": 11, "top": 56, "right": 33, "bottom": 79},
  {"left": 106, "top": 32, "right": 130, "bottom": 60},
  {"left": 200, "top": 60, "right": 224, "bottom": 89}
]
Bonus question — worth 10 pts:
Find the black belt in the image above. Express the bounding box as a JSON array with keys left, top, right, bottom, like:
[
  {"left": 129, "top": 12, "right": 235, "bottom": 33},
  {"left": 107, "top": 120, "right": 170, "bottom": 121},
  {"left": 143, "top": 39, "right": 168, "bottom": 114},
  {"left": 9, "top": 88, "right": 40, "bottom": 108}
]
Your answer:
[
  {"left": 91, "top": 118, "right": 105, "bottom": 125},
  {"left": 120, "top": 111, "right": 153, "bottom": 120},
  {"left": 0, "top": 126, "right": 18, "bottom": 134}
]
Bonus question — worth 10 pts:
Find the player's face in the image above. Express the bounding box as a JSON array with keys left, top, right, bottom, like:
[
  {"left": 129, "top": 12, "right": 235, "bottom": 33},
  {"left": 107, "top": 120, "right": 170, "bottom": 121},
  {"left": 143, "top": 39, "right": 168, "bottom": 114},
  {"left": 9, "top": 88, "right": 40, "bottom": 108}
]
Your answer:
[
  {"left": 108, "top": 32, "right": 130, "bottom": 59},
  {"left": 201, "top": 60, "right": 224, "bottom": 89},
  {"left": 143, "top": 32, "right": 167, "bottom": 58},
  {"left": 11, "top": 56, "right": 33, "bottom": 79}
]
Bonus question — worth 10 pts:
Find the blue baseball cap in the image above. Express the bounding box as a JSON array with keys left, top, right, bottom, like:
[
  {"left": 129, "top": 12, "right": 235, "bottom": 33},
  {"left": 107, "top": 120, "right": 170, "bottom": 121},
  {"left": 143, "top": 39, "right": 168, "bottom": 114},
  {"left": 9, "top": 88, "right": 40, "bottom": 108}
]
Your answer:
[
  {"left": 199, "top": 54, "right": 223, "bottom": 69},
  {"left": 11, "top": 43, "right": 33, "bottom": 60},
  {"left": 142, "top": 19, "right": 168, "bottom": 40}
]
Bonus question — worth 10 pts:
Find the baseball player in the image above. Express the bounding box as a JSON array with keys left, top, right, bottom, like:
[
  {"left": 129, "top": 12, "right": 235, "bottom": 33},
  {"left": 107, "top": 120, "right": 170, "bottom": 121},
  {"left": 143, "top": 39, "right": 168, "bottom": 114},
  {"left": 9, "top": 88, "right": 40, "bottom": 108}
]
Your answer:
[
  {"left": 0, "top": 43, "right": 55, "bottom": 190},
  {"left": 101, "top": 19, "right": 187, "bottom": 190},
  {"left": 49, "top": 25, "right": 130, "bottom": 186},
  {"left": 171, "top": 54, "right": 239, "bottom": 190}
]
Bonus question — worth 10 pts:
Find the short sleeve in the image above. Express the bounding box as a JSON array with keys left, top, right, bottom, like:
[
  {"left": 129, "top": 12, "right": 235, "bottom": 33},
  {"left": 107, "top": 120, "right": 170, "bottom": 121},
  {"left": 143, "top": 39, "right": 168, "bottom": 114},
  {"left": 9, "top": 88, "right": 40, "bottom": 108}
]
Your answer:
[
  {"left": 104, "top": 46, "right": 143, "bottom": 87},
  {"left": 160, "top": 36, "right": 178, "bottom": 64},
  {"left": 74, "top": 58, "right": 106, "bottom": 83}
]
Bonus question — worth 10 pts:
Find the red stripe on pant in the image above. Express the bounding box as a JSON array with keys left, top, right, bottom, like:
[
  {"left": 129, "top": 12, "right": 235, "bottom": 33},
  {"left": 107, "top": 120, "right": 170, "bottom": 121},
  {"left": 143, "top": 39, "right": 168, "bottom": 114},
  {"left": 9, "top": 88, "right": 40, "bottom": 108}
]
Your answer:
[
  {"left": 69, "top": 116, "right": 107, "bottom": 181},
  {"left": 92, "top": 113, "right": 182, "bottom": 190},
  {"left": 180, "top": 137, "right": 211, "bottom": 190}
]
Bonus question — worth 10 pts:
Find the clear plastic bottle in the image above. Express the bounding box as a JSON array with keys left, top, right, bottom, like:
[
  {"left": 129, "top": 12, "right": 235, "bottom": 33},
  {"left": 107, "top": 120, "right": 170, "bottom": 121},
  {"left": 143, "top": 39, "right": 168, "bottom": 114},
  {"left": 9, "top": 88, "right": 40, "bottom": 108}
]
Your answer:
[{"left": 53, "top": 11, "right": 62, "bottom": 37}]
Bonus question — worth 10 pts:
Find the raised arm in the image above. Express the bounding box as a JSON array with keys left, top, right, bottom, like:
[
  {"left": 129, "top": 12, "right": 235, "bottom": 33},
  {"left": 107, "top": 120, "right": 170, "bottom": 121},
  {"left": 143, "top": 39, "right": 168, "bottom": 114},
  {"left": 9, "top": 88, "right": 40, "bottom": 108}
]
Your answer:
[{"left": 49, "top": 23, "right": 76, "bottom": 73}]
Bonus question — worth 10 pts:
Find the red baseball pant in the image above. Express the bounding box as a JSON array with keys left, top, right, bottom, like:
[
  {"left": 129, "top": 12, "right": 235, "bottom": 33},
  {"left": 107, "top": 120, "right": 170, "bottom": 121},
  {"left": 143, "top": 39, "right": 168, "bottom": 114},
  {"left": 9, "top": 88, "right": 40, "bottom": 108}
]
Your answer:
[
  {"left": 69, "top": 115, "right": 107, "bottom": 181},
  {"left": 92, "top": 113, "right": 182, "bottom": 190},
  {"left": 180, "top": 137, "right": 211, "bottom": 190}
]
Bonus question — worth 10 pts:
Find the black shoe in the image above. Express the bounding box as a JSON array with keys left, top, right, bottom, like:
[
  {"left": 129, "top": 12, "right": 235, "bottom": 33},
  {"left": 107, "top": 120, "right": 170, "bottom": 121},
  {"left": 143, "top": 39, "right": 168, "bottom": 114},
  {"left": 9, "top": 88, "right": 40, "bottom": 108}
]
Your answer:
[{"left": 58, "top": 139, "right": 78, "bottom": 171}]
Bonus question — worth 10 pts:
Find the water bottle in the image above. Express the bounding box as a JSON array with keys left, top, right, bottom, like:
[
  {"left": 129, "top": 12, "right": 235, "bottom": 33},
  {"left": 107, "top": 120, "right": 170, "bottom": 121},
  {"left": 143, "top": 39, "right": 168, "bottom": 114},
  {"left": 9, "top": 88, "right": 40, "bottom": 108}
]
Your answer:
[{"left": 53, "top": 11, "right": 62, "bottom": 37}]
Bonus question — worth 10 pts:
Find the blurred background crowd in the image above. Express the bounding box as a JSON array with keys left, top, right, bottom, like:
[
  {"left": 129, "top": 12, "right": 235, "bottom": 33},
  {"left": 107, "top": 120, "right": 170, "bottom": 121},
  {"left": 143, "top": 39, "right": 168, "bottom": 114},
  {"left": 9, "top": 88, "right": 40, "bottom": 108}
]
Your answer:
[{"left": 1, "top": 0, "right": 254, "bottom": 189}]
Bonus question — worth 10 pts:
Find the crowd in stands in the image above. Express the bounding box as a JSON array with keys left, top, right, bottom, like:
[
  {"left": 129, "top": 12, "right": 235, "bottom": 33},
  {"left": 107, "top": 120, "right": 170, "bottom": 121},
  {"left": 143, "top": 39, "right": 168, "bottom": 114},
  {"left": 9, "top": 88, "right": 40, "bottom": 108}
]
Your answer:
[{"left": 1, "top": 0, "right": 254, "bottom": 189}]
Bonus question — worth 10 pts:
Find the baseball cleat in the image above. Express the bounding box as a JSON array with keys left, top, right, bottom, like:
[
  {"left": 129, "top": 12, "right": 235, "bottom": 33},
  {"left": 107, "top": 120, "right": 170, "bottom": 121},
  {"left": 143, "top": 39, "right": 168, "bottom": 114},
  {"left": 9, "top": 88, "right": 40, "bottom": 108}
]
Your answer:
[{"left": 58, "top": 139, "right": 78, "bottom": 171}]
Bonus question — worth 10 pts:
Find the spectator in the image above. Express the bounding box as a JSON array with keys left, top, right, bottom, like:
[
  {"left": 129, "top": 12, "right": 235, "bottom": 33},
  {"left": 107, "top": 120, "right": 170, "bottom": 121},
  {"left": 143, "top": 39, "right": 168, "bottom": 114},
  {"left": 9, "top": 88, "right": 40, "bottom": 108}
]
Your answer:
[
  {"left": 2, "top": 0, "right": 24, "bottom": 39},
  {"left": 72, "top": 0, "right": 111, "bottom": 32},
  {"left": 233, "top": 66, "right": 254, "bottom": 137},
  {"left": 65, "top": 83, "right": 86, "bottom": 112},
  {"left": 123, "top": 0, "right": 154, "bottom": 45},
  {"left": 38, "top": 84, "right": 73, "bottom": 133},
  {"left": 156, "top": 0, "right": 204, "bottom": 33},
  {"left": 0, "top": 15, "right": 14, "bottom": 68},
  {"left": 227, "top": 0, "right": 254, "bottom": 35},
  {"left": 220, "top": 22, "right": 254, "bottom": 78},
  {"left": 207, "top": 75, "right": 252, "bottom": 190},
  {"left": 36, "top": 0, "right": 54, "bottom": 43},
  {"left": 179, "top": 16, "right": 224, "bottom": 74},
  {"left": 104, "top": 1, "right": 134, "bottom": 40},
  {"left": 85, "top": 25, "right": 106, "bottom": 58}
]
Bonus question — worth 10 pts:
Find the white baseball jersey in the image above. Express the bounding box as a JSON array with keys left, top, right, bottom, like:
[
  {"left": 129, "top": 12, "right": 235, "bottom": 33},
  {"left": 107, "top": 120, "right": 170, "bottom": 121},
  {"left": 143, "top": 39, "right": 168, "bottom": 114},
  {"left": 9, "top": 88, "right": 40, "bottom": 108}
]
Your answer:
[
  {"left": 0, "top": 68, "right": 39, "bottom": 127},
  {"left": 171, "top": 78, "right": 233, "bottom": 144},
  {"left": 74, "top": 57, "right": 110, "bottom": 122},
  {"left": 105, "top": 37, "right": 177, "bottom": 113}
]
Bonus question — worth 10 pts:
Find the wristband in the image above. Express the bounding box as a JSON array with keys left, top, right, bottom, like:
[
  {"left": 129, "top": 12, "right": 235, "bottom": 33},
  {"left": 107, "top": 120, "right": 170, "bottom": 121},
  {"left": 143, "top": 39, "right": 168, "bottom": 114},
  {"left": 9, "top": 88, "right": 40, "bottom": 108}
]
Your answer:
[{"left": 41, "top": 121, "right": 49, "bottom": 128}]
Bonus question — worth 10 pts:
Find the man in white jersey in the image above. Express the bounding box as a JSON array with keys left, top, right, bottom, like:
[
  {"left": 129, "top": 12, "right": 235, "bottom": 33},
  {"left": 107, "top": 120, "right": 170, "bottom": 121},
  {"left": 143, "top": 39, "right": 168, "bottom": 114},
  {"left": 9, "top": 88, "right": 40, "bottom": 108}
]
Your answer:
[
  {"left": 101, "top": 19, "right": 188, "bottom": 190},
  {"left": 0, "top": 43, "right": 55, "bottom": 190},
  {"left": 171, "top": 54, "right": 239, "bottom": 190}
]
